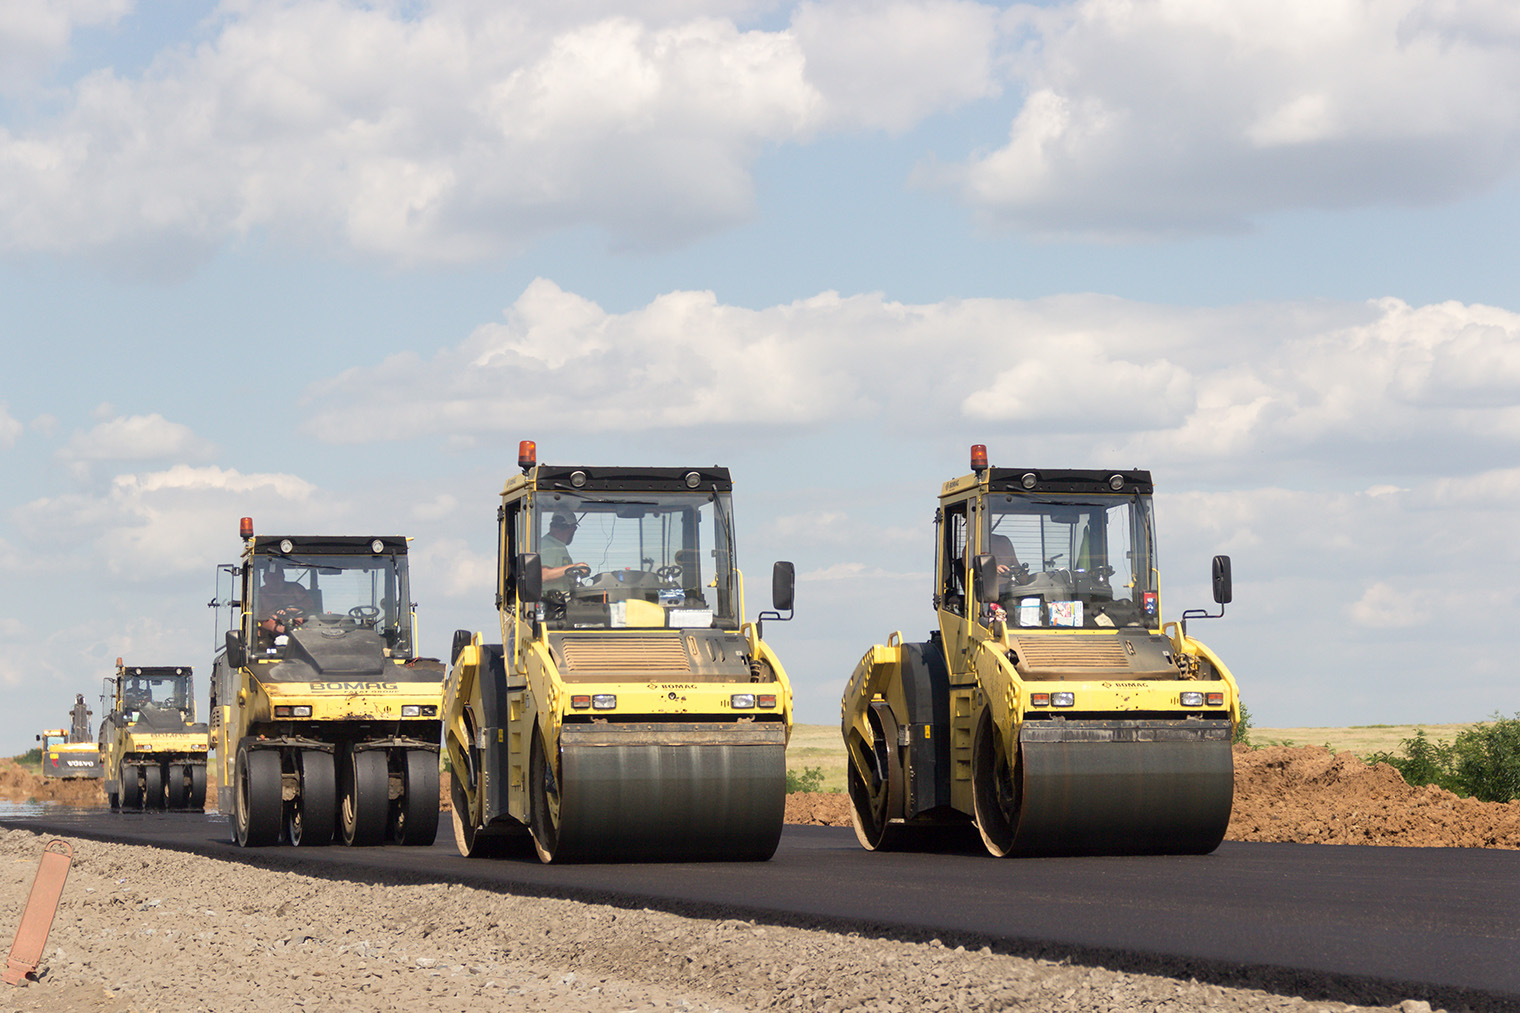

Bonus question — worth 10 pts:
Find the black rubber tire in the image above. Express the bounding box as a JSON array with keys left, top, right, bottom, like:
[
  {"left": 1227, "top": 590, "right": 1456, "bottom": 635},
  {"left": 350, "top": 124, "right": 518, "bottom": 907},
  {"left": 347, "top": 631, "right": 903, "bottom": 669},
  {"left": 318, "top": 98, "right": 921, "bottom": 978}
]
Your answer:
[
  {"left": 122, "top": 766, "right": 141, "bottom": 809},
  {"left": 188, "top": 765, "right": 207, "bottom": 811},
  {"left": 340, "top": 747, "right": 388, "bottom": 847},
  {"left": 234, "top": 745, "right": 282, "bottom": 847},
  {"left": 529, "top": 731, "right": 561, "bottom": 863},
  {"left": 143, "top": 764, "right": 164, "bottom": 810},
  {"left": 288, "top": 750, "right": 336, "bottom": 847},
  {"left": 389, "top": 749, "right": 440, "bottom": 846},
  {"left": 165, "top": 764, "right": 186, "bottom": 810}
]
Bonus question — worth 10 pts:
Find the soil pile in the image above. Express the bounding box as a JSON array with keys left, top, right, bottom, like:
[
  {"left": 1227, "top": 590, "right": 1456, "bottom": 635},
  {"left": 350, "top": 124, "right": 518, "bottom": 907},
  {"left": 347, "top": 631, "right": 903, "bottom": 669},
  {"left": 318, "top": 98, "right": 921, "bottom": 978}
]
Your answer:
[
  {"left": 783, "top": 744, "right": 1520, "bottom": 849},
  {"left": 1229, "top": 745, "right": 1520, "bottom": 848},
  {"left": 0, "top": 764, "right": 104, "bottom": 805}
]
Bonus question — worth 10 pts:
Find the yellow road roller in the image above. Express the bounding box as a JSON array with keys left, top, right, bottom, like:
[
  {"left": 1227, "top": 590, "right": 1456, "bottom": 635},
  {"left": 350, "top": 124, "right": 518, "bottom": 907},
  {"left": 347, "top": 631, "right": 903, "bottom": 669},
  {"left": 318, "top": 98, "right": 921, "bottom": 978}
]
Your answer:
[
  {"left": 841, "top": 446, "right": 1240, "bottom": 857},
  {"left": 210, "top": 521, "right": 445, "bottom": 847},
  {"left": 444, "top": 441, "right": 796, "bottom": 863},
  {"left": 101, "top": 661, "right": 209, "bottom": 809}
]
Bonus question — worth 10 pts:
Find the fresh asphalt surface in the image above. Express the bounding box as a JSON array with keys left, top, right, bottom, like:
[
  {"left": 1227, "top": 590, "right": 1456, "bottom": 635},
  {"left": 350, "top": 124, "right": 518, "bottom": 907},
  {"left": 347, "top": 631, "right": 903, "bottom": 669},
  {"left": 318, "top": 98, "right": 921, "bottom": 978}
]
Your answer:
[{"left": 4, "top": 807, "right": 1518, "bottom": 1009}]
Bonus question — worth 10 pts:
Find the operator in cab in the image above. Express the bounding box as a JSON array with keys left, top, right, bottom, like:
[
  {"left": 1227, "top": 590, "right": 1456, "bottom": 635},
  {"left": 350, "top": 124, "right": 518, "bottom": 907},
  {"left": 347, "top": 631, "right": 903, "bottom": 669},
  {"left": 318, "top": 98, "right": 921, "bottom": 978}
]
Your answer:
[{"left": 541, "top": 506, "right": 591, "bottom": 593}]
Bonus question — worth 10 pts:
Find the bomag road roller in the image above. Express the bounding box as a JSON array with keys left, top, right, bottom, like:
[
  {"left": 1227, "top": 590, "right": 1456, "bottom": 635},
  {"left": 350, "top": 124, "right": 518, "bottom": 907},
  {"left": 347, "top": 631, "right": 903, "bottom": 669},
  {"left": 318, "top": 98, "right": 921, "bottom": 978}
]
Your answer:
[
  {"left": 444, "top": 441, "right": 797, "bottom": 863},
  {"left": 210, "top": 520, "right": 445, "bottom": 847},
  {"left": 36, "top": 694, "right": 104, "bottom": 779},
  {"left": 101, "top": 661, "right": 209, "bottom": 809},
  {"left": 841, "top": 445, "right": 1240, "bottom": 857}
]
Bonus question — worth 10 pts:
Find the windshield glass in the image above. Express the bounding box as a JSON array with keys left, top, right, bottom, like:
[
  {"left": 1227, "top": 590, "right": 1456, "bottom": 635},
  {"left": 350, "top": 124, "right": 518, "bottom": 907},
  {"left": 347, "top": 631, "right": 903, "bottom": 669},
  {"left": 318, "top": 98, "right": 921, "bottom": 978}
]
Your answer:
[
  {"left": 534, "top": 491, "right": 737, "bottom": 630},
  {"left": 122, "top": 675, "right": 190, "bottom": 713},
  {"left": 986, "top": 493, "right": 1158, "bottom": 629},
  {"left": 251, "top": 553, "right": 414, "bottom": 654}
]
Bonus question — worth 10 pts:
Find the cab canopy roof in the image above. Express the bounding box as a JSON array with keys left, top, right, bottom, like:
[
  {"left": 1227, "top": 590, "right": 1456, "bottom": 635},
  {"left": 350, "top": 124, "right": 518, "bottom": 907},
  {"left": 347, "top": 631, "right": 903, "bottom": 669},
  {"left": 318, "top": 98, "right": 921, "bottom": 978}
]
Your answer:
[
  {"left": 976, "top": 469, "right": 1154, "bottom": 496},
  {"left": 521, "top": 466, "right": 733, "bottom": 494},
  {"left": 117, "top": 665, "right": 192, "bottom": 678},
  {"left": 250, "top": 536, "right": 409, "bottom": 556}
]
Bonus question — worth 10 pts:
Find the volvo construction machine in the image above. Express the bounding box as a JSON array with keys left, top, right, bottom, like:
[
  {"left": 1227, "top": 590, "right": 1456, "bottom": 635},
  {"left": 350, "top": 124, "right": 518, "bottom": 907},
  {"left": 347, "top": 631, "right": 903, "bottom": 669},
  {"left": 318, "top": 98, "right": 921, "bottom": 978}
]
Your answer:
[
  {"left": 36, "top": 695, "right": 103, "bottom": 779},
  {"left": 210, "top": 520, "right": 444, "bottom": 847},
  {"left": 101, "top": 661, "right": 210, "bottom": 809},
  {"left": 444, "top": 441, "right": 796, "bottom": 863},
  {"left": 841, "top": 446, "right": 1240, "bottom": 857}
]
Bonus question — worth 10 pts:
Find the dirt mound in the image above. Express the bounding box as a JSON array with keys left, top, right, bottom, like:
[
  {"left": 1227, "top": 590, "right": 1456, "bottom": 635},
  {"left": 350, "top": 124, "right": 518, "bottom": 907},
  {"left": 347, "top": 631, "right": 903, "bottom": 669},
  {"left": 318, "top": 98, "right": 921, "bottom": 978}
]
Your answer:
[
  {"left": 785, "top": 745, "right": 1520, "bottom": 849},
  {"left": 784, "top": 790, "right": 852, "bottom": 827},
  {"left": 1229, "top": 744, "right": 1520, "bottom": 848},
  {"left": 0, "top": 761, "right": 106, "bottom": 804}
]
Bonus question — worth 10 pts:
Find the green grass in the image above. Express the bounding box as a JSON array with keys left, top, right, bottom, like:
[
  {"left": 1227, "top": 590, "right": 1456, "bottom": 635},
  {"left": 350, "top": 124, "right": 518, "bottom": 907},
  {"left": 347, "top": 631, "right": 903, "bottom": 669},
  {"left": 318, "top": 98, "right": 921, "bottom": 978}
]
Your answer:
[
  {"left": 786, "top": 724, "right": 847, "bottom": 793},
  {"left": 1247, "top": 723, "right": 1479, "bottom": 758}
]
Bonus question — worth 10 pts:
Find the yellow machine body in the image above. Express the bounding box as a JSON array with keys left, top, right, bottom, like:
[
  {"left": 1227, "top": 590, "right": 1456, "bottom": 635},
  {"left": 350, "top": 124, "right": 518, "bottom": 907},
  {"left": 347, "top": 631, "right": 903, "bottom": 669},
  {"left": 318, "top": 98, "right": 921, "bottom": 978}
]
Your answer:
[
  {"left": 841, "top": 464, "right": 1239, "bottom": 857},
  {"left": 444, "top": 460, "right": 795, "bottom": 863},
  {"left": 210, "top": 530, "right": 444, "bottom": 847},
  {"left": 101, "top": 662, "right": 210, "bottom": 810}
]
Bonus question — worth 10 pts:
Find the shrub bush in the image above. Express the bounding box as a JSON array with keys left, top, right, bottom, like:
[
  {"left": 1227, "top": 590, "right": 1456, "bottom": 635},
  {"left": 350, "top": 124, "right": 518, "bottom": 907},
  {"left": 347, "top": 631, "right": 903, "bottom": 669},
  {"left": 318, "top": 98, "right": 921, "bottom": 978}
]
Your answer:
[
  {"left": 1232, "top": 703, "right": 1252, "bottom": 745},
  {"left": 786, "top": 765, "right": 825, "bottom": 793},
  {"left": 1369, "top": 714, "right": 1520, "bottom": 802}
]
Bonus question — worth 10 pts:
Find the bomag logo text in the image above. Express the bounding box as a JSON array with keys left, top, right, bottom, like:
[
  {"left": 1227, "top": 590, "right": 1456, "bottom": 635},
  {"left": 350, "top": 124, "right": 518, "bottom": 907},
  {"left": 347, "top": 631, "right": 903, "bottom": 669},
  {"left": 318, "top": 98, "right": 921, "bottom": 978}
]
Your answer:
[{"left": 310, "top": 682, "right": 398, "bottom": 693}]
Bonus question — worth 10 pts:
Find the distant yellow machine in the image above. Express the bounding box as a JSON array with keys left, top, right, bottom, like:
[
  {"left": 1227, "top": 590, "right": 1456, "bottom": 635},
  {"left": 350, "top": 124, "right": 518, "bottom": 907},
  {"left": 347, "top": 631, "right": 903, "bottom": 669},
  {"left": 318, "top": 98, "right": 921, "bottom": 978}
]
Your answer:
[
  {"left": 37, "top": 692, "right": 103, "bottom": 779},
  {"left": 210, "top": 520, "right": 444, "bottom": 847},
  {"left": 101, "top": 661, "right": 209, "bottom": 810},
  {"left": 841, "top": 446, "right": 1240, "bottom": 857},
  {"left": 444, "top": 441, "right": 796, "bottom": 862}
]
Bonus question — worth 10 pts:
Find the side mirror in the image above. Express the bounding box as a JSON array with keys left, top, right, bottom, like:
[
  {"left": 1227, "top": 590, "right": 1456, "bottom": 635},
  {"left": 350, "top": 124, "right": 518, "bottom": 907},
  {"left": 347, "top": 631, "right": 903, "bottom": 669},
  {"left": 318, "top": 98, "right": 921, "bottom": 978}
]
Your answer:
[
  {"left": 772, "top": 561, "right": 795, "bottom": 613},
  {"left": 517, "top": 552, "right": 543, "bottom": 603},
  {"left": 973, "top": 553, "right": 998, "bottom": 605},
  {"left": 1212, "top": 555, "right": 1233, "bottom": 605},
  {"left": 224, "top": 630, "right": 246, "bottom": 669}
]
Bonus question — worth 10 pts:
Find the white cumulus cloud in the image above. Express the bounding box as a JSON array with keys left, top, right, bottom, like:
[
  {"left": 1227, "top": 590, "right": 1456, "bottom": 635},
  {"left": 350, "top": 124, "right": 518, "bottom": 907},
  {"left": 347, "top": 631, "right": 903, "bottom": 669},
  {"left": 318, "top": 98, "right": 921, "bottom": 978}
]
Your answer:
[
  {"left": 933, "top": 0, "right": 1520, "bottom": 236},
  {"left": 15, "top": 464, "right": 322, "bottom": 578},
  {"left": 0, "top": 404, "right": 21, "bottom": 449},
  {"left": 302, "top": 283, "right": 1520, "bottom": 485},
  {"left": 0, "top": 0, "right": 131, "bottom": 94},
  {"left": 57, "top": 412, "right": 218, "bottom": 466},
  {"left": 0, "top": 1, "right": 1000, "bottom": 270}
]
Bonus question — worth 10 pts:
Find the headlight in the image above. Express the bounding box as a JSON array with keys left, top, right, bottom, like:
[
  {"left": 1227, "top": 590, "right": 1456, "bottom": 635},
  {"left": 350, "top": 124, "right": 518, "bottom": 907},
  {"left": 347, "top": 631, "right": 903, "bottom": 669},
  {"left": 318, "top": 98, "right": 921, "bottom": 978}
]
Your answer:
[
  {"left": 731, "top": 694, "right": 756, "bottom": 709},
  {"left": 401, "top": 705, "right": 437, "bottom": 718},
  {"left": 274, "top": 705, "right": 312, "bottom": 718},
  {"left": 1180, "top": 692, "right": 1204, "bottom": 707},
  {"left": 592, "top": 694, "right": 616, "bottom": 710},
  {"left": 1051, "top": 692, "right": 1074, "bottom": 707}
]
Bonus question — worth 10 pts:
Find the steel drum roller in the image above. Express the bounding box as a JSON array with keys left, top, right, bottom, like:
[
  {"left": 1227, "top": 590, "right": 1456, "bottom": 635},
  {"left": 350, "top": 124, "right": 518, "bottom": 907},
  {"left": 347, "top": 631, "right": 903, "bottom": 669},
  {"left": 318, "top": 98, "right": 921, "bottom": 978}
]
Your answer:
[
  {"left": 1010, "top": 728, "right": 1234, "bottom": 857},
  {"left": 553, "top": 722, "right": 787, "bottom": 862}
]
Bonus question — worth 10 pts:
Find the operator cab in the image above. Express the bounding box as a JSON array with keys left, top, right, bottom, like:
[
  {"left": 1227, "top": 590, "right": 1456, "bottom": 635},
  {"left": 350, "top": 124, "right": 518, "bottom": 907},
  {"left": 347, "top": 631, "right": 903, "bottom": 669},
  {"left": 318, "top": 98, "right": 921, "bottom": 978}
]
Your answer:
[{"left": 506, "top": 470, "right": 742, "bottom": 632}]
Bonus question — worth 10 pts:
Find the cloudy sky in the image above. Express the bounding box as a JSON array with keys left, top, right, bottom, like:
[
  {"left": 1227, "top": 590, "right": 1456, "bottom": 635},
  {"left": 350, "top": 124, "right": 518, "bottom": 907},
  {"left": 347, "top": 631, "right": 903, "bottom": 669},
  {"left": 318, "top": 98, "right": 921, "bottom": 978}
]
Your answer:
[{"left": 5, "top": 0, "right": 1520, "bottom": 751}]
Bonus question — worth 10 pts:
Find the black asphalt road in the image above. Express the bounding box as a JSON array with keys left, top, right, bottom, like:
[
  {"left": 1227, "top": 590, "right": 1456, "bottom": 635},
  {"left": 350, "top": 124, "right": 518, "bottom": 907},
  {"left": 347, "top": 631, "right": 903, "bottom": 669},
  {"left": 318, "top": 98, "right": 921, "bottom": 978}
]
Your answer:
[{"left": 4, "top": 806, "right": 1517, "bottom": 1010}]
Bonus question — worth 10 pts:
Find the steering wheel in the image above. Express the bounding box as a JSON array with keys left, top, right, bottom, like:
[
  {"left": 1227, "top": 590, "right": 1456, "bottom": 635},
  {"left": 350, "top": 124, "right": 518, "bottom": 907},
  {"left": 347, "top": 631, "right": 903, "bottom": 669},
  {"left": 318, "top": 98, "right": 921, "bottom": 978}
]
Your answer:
[
  {"left": 348, "top": 605, "right": 381, "bottom": 624},
  {"left": 271, "top": 605, "right": 306, "bottom": 630},
  {"left": 568, "top": 563, "right": 592, "bottom": 582},
  {"left": 656, "top": 564, "right": 682, "bottom": 582}
]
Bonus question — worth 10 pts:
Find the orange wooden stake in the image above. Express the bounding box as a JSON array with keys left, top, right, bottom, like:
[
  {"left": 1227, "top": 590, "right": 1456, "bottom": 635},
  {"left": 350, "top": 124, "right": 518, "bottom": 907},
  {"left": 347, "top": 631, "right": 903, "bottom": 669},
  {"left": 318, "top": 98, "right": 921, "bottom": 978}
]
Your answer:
[{"left": 4, "top": 839, "right": 74, "bottom": 986}]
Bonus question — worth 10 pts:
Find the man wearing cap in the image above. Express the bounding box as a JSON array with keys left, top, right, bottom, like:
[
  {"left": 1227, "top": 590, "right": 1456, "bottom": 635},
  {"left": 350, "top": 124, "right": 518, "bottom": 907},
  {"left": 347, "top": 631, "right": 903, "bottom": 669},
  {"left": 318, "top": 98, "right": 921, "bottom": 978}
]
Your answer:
[
  {"left": 541, "top": 506, "right": 591, "bottom": 593},
  {"left": 257, "top": 560, "right": 315, "bottom": 642}
]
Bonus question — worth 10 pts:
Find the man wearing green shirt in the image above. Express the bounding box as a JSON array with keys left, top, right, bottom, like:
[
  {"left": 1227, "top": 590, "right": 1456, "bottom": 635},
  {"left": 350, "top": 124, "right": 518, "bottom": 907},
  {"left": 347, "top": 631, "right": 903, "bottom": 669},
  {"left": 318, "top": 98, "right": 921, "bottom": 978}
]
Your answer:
[{"left": 542, "top": 506, "right": 590, "bottom": 592}]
